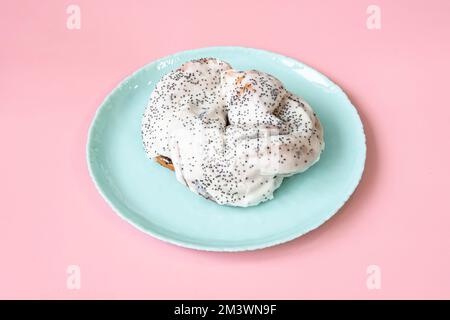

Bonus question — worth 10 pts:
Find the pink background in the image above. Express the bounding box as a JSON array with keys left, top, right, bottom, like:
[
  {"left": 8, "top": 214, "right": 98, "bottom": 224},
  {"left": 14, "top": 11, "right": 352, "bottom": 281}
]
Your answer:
[{"left": 1, "top": 0, "right": 450, "bottom": 299}]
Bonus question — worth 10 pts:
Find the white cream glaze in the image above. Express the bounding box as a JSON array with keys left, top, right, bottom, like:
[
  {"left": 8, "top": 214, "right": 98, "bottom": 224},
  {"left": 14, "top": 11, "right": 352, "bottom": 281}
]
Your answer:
[{"left": 142, "top": 58, "right": 324, "bottom": 206}]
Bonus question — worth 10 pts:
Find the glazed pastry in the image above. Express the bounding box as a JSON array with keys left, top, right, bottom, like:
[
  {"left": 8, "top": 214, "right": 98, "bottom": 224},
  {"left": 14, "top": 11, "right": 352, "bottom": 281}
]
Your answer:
[{"left": 141, "top": 58, "right": 324, "bottom": 207}]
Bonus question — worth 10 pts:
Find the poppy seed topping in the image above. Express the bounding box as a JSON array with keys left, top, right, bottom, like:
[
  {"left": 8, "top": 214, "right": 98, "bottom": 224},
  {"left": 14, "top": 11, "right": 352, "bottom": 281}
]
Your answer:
[{"left": 141, "top": 58, "right": 324, "bottom": 207}]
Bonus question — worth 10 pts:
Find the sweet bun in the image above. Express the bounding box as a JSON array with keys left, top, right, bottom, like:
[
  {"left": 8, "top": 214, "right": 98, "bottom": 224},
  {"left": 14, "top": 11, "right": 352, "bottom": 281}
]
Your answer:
[{"left": 142, "top": 58, "right": 324, "bottom": 207}]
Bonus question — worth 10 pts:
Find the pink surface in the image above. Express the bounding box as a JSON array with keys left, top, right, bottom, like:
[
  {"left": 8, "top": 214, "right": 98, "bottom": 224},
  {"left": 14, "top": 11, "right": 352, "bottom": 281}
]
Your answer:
[{"left": 1, "top": 0, "right": 450, "bottom": 299}]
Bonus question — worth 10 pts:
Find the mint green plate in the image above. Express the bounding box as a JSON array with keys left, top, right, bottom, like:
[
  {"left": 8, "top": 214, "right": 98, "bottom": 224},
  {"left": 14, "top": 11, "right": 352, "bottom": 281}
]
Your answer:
[{"left": 87, "top": 47, "right": 366, "bottom": 251}]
